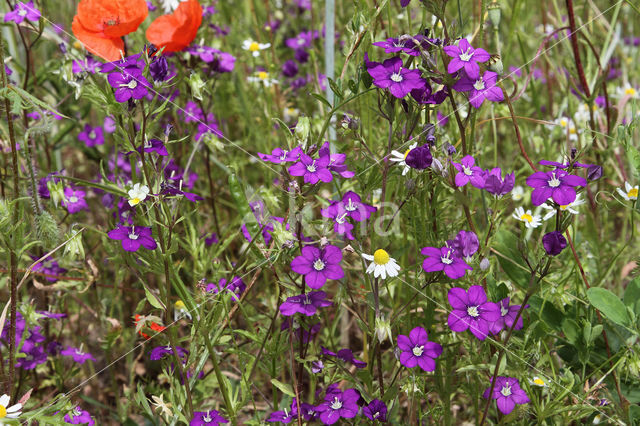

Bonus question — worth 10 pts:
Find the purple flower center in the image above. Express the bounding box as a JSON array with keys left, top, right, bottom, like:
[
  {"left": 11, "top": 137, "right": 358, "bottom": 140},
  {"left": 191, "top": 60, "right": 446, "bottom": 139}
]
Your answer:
[
  {"left": 75, "top": 349, "right": 85, "bottom": 356},
  {"left": 412, "top": 345, "right": 424, "bottom": 356},
  {"left": 345, "top": 199, "right": 357, "bottom": 211},
  {"left": 313, "top": 259, "right": 326, "bottom": 271},
  {"left": 279, "top": 151, "right": 288, "bottom": 161},
  {"left": 459, "top": 48, "right": 474, "bottom": 62},
  {"left": 500, "top": 384, "right": 512, "bottom": 397},
  {"left": 548, "top": 172, "right": 561, "bottom": 188},
  {"left": 306, "top": 161, "right": 317, "bottom": 172},
  {"left": 330, "top": 397, "right": 343, "bottom": 410},
  {"left": 89, "top": 131, "right": 96, "bottom": 139},
  {"left": 373, "top": 412, "right": 380, "bottom": 418},
  {"left": 121, "top": 79, "right": 138, "bottom": 89},
  {"left": 473, "top": 78, "right": 486, "bottom": 90},
  {"left": 68, "top": 196, "right": 78, "bottom": 203},
  {"left": 467, "top": 306, "right": 480, "bottom": 317},
  {"left": 462, "top": 165, "right": 473, "bottom": 176},
  {"left": 390, "top": 71, "right": 403, "bottom": 82}
]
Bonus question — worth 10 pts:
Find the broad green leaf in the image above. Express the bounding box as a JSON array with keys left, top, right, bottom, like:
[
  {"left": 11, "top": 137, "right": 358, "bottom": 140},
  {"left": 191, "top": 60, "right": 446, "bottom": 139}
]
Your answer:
[
  {"left": 586, "top": 287, "right": 631, "bottom": 326},
  {"left": 270, "top": 379, "right": 295, "bottom": 397}
]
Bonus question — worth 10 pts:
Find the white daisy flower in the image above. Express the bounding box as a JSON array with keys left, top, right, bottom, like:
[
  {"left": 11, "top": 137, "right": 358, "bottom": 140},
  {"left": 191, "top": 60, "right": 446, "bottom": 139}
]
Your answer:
[
  {"left": 528, "top": 376, "right": 549, "bottom": 387},
  {"left": 541, "top": 194, "right": 585, "bottom": 220},
  {"left": 247, "top": 71, "right": 278, "bottom": 87},
  {"left": 617, "top": 181, "right": 639, "bottom": 201},
  {"left": 574, "top": 102, "right": 599, "bottom": 124},
  {"left": 549, "top": 116, "right": 579, "bottom": 141},
  {"left": 511, "top": 185, "right": 525, "bottom": 202},
  {"left": 283, "top": 106, "right": 300, "bottom": 122},
  {"left": 616, "top": 83, "right": 639, "bottom": 99},
  {"left": 512, "top": 207, "right": 542, "bottom": 228},
  {"left": 0, "top": 394, "right": 22, "bottom": 420},
  {"left": 242, "top": 39, "right": 271, "bottom": 57},
  {"left": 390, "top": 142, "right": 417, "bottom": 176},
  {"left": 173, "top": 300, "right": 192, "bottom": 321},
  {"left": 362, "top": 249, "right": 401, "bottom": 279},
  {"left": 128, "top": 183, "right": 150, "bottom": 207}
]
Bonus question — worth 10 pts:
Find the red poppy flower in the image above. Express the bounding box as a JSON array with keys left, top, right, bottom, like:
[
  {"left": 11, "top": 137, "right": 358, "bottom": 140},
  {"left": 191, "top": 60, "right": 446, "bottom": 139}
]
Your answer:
[
  {"left": 134, "top": 314, "right": 166, "bottom": 340},
  {"left": 146, "top": 0, "right": 202, "bottom": 53},
  {"left": 72, "top": 0, "right": 148, "bottom": 61}
]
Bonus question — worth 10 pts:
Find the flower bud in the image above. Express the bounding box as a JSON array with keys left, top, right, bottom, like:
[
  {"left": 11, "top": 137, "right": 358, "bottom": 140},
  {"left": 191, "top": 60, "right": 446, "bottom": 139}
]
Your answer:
[
  {"left": 188, "top": 72, "right": 206, "bottom": 101},
  {"left": 47, "top": 180, "right": 65, "bottom": 206},
  {"left": 487, "top": 1, "right": 501, "bottom": 27},
  {"left": 375, "top": 316, "right": 393, "bottom": 344},
  {"left": 480, "top": 257, "right": 491, "bottom": 270},
  {"left": 63, "top": 228, "right": 85, "bottom": 260}
]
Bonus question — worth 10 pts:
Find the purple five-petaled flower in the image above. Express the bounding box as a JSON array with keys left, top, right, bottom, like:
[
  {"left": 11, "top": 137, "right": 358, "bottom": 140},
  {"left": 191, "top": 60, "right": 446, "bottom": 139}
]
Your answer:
[
  {"left": 60, "top": 346, "right": 96, "bottom": 364},
  {"left": 279, "top": 291, "right": 332, "bottom": 316},
  {"left": 315, "top": 388, "right": 360, "bottom": 425},
  {"left": 542, "top": 231, "right": 568, "bottom": 256},
  {"left": 443, "top": 38, "right": 490, "bottom": 79},
  {"left": 447, "top": 286, "right": 501, "bottom": 340},
  {"left": 107, "top": 225, "right": 158, "bottom": 252},
  {"left": 190, "top": 410, "right": 229, "bottom": 426},
  {"left": 321, "top": 347, "right": 367, "bottom": 368},
  {"left": 483, "top": 167, "right": 515, "bottom": 197},
  {"left": 526, "top": 169, "right": 587, "bottom": 206},
  {"left": 288, "top": 154, "right": 333, "bottom": 184},
  {"left": 258, "top": 146, "right": 302, "bottom": 164},
  {"left": 62, "top": 187, "right": 89, "bottom": 214},
  {"left": 452, "top": 155, "right": 485, "bottom": 188},
  {"left": 363, "top": 399, "right": 387, "bottom": 422},
  {"left": 4, "top": 1, "right": 40, "bottom": 24},
  {"left": 453, "top": 71, "right": 504, "bottom": 108},
  {"left": 397, "top": 326, "right": 443, "bottom": 372},
  {"left": 489, "top": 298, "right": 528, "bottom": 335},
  {"left": 367, "top": 56, "right": 426, "bottom": 99},
  {"left": 78, "top": 124, "right": 104, "bottom": 147},
  {"left": 107, "top": 71, "right": 151, "bottom": 103},
  {"left": 421, "top": 246, "right": 472, "bottom": 279},
  {"left": 483, "top": 376, "right": 530, "bottom": 415},
  {"left": 290, "top": 245, "right": 344, "bottom": 289}
]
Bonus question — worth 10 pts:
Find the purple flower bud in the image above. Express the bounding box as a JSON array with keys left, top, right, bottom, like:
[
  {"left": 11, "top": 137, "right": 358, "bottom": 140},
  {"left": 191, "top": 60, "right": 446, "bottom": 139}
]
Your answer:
[
  {"left": 282, "top": 59, "right": 299, "bottom": 77},
  {"left": 587, "top": 165, "right": 603, "bottom": 181},
  {"left": 542, "top": 231, "right": 567, "bottom": 256}
]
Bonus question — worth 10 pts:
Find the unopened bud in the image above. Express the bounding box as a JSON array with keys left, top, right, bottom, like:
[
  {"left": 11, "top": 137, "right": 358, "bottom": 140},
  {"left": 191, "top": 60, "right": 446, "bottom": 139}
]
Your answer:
[
  {"left": 375, "top": 316, "right": 393, "bottom": 344},
  {"left": 63, "top": 228, "right": 85, "bottom": 260},
  {"left": 480, "top": 257, "right": 491, "bottom": 270},
  {"left": 487, "top": 2, "right": 501, "bottom": 27}
]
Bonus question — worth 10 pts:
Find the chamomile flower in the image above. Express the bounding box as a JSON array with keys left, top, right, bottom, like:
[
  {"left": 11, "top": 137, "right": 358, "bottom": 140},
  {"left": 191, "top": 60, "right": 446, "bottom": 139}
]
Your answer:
[
  {"left": 550, "top": 116, "right": 579, "bottom": 141},
  {"left": 247, "top": 70, "right": 278, "bottom": 87},
  {"left": 541, "top": 194, "right": 585, "bottom": 220},
  {"left": 0, "top": 394, "right": 22, "bottom": 420},
  {"left": 362, "top": 249, "right": 401, "bottom": 279},
  {"left": 574, "top": 102, "right": 599, "bottom": 124},
  {"left": 513, "top": 207, "right": 542, "bottom": 228},
  {"left": 616, "top": 83, "right": 639, "bottom": 99},
  {"left": 173, "top": 300, "right": 192, "bottom": 321},
  {"left": 617, "top": 181, "right": 639, "bottom": 201},
  {"left": 128, "top": 183, "right": 149, "bottom": 207},
  {"left": 242, "top": 39, "right": 271, "bottom": 57},
  {"left": 511, "top": 185, "right": 525, "bottom": 202},
  {"left": 528, "top": 376, "right": 549, "bottom": 387},
  {"left": 390, "top": 142, "right": 417, "bottom": 176}
]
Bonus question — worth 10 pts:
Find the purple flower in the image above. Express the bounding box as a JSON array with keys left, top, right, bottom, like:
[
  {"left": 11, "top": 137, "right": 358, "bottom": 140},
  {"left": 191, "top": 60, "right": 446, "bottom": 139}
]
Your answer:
[
  {"left": 290, "top": 245, "right": 344, "bottom": 289},
  {"left": 4, "top": 1, "right": 40, "bottom": 23},
  {"left": 64, "top": 407, "right": 95, "bottom": 425},
  {"left": 397, "top": 326, "right": 443, "bottom": 371},
  {"left": 181, "top": 101, "right": 205, "bottom": 123},
  {"left": 447, "top": 286, "right": 501, "bottom": 340},
  {"left": 452, "top": 155, "right": 485, "bottom": 188},
  {"left": 443, "top": 38, "right": 490, "bottom": 79},
  {"left": 318, "top": 142, "right": 355, "bottom": 178},
  {"left": 411, "top": 85, "right": 448, "bottom": 105},
  {"left": 363, "top": 399, "right": 387, "bottom": 422},
  {"left": 62, "top": 187, "right": 89, "bottom": 214},
  {"left": 453, "top": 71, "right": 504, "bottom": 108},
  {"left": 37, "top": 310, "right": 67, "bottom": 320},
  {"left": 107, "top": 226, "right": 157, "bottom": 252},
  {"left": 149, "top": 345, "right": 188, "bottom": 361},
  {"left": 400, "top": 0, "right": 411, "bottom": 6},
  {"left": 421, "top": 246, "right": 472, "bottom": 279},
  {"left": 281, "top": 319, "right": 320, "bottom": 343},
  {"left": 72, "top": 56, "right": 101, "bottom": 74},
  {"left": 286, "top": 30, "right": 317, "bottom": 50},
  {"left": 258, "top": 146, "right": 302, "bottom": 164},
  {"left": 489, "top": 298, "right": 528, "bottom": 335},
  {"left": 107, "top": 71, "right": 151, "bottom": 103},
  {"left": 483, "top": 168, "right": 515, "bottom": 197},
  {"left": 267, "top": 398, "right": 298, "bottom": 423},
  {"left": 526, "top": 169, "right": 587, "bottom": 206},
  {"left": 190, "top": 410, "right": 228, "bottom": 426},
  {"left": 451, "top": 230, "right": 479, "bottom": 259},
  {"left": 321, "top": 203, "right": 355, "bottom": 240},
  {"left": 372, "top": 35, "right": 426, "bottom": 56},
  {"left": 279, "top": 291, "right": 332, "bottom": 316},
  {"left": 405, "top": 143, "right": 433, "bottom": 169},
  {"left": 196, "top": 113, "right": 224, "bottom": 142},
  {"left": 315, "top": 388, "right": 360, "bottom": 425},
  {"left": 61, "top": 346, "right": 96, "bottom": 364},
  {"left": 367, "top": 56, "right": 426, "bottom": 98},
  {"left": 140, "top": 138, "right": 169, "bottom": 156},
  {"left": 321, "top": 347, "right": 367, "bottom": 368},
  {"left": 483, "top": 377, "right": 530, "bottom": 414},
  {"left": 323, "top": 191, "right": 376, "bottom": 223},
  {"left": 288, "top": 154, "right": 333, "bottom": 184},
  {"left": 204, "top": 232, "right": 219, "bottom": 247},
  {"left": 282, "top": 59, "right": 299, "bottom": 77},
  {"left": 149, "top": 55, "right": 169, "bottom": 82},
  {"left": 160, "top": 182, "right": 203, "bottom": 203},
  {"left": 78, "top": 125, "right": 104, "bottom": 147},
  {"left": 311, "top": 360, "right": 324, "bottom": 373},
  {"left": 104, "top": 116, "right": 116, "bottom": 133},
  {"left": 207, "top": 277, "right": 246, "bottom": 301},
  {"left": 100, "top": 53, "right": 144, "bottom": 74},
  {"left": 32, "top": 257, "right": 67, "bottom": 282},
  {"left": 542, "top": 231, "right": 567, "bottom": 256}
]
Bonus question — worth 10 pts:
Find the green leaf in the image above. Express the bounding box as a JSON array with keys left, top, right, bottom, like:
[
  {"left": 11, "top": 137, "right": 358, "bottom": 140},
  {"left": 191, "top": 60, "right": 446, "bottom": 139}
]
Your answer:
[
  {"left": 586, "top": 287, "right": 631, "bottom": 326},
  {"left": 311, "top": 93, "right": 332, "bottom": 109},
  {"left": 270, "top": 379, "right": 295, "bottom": 397},
  {"left": 623, "top": 277, "right": 640, "bottom": 314},
  {"left": 6, "top": 84, "right": 69, "bottom": 118},
  {"left": 562, "top": 319, "right": 581, "bottom": 345},
  {"left": 143, "top": 286, "right": 165, "bottom": 311}
]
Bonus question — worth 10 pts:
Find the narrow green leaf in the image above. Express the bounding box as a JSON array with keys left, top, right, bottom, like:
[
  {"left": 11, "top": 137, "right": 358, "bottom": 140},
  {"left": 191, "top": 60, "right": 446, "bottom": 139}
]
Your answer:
[{"left": 270, "top": 379, "right": 295, "bottom": 397}]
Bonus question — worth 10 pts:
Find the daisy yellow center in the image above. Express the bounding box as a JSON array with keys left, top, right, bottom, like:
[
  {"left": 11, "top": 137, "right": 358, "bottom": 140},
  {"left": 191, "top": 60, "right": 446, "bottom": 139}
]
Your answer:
[
  {"left": 0, "top": 405, "right": 6, "bottom": 418},
  {"left": 404, "top": 149, "right": 412, "bottom": 159},
  {"left": 625, "top": 87, "right": 636, "bottom": 96},
  {"left": 258, "top": 71, "right": 269, "bottom": 80},
  {"left": 249, "top": 42, "right": 260, "bottom": 52},
  {"left": 628, "top": 188, "right": 638, "bottom": 199},
  {"left": 373, "top": 249, "right": 390, "bottom": 265},
  {"left": 569, "top": 127, "right": 576, "bottom": 134},
  {"left": 559, "top": 204, "right": 568, "bottom": 210},
  {"left": 412, "top": 345, "right": 424, "bottom": 356},
  {"left": 533, "top": 378, "right": 545, "bottom": 386},
  {"left": 473, "top": 79, "right": 486, "bottom": 91},
  {"left": 330, "top": 397, "right": 342, "bottom": 410},
  {"left": 500, "top": 384, "right": 512, "bottom": 397},
  {"left": 313, "top": 258, "right": 326, "bottom": 271},
  {"left": 459, "top": 48, "right": 473, "bottom": 62},
  {"left": 175, "top": 300, "right": 185, "bottom": 309},
  {"left": 130, "top": 198, "right": 141, "bottom": 206},
  {"left": 520, "top": 213, "right": 533, "bottom": 223},
  {"left": 467, "top": 306, "right": 479, "bottom": 317},
  {"left": 560, "top": 119, "right": 568, "bottom": 127}
]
